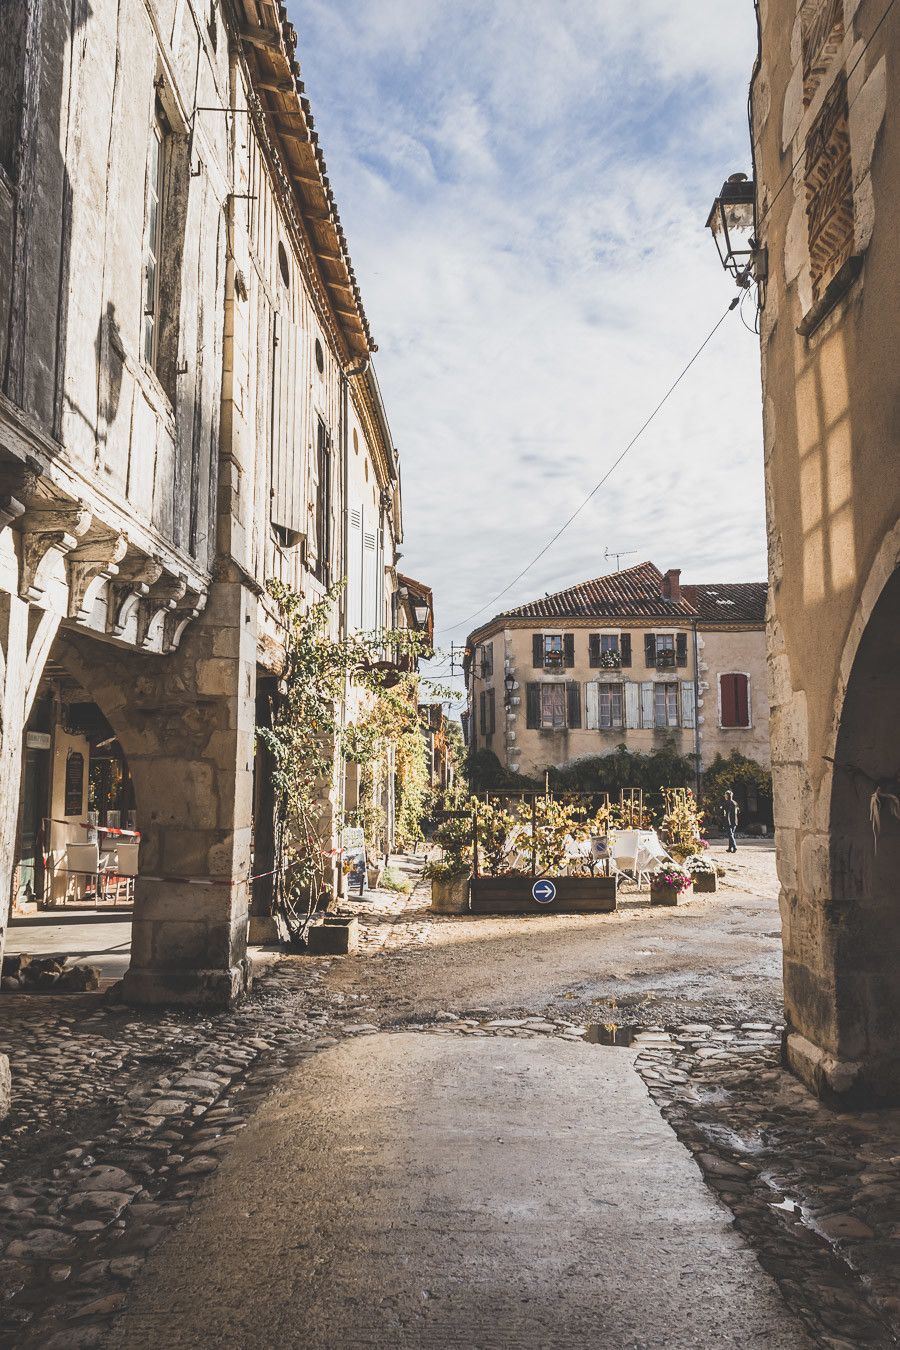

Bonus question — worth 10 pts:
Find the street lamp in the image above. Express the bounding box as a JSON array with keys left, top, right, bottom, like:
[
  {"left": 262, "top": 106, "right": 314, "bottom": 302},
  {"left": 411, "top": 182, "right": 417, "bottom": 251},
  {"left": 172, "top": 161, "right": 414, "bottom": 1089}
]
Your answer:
[
  {"left": 706, "top": 173, "right": 763, "bottom": 287},
  {"left": 504, "top": 672, "right": 516, "bottom": 708}
]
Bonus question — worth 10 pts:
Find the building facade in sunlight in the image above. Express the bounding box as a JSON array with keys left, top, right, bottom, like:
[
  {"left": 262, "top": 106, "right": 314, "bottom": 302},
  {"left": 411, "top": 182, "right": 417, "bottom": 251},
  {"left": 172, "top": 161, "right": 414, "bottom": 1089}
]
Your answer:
[
  {"left": 465, "top": 562, "right": 768, "bottom": 797},
  {"left": 0, "top": 0, "right": 428, "bottom": 1108},
  {"left": 751, "top": 0, "right": 900, "bottom": 1103}
]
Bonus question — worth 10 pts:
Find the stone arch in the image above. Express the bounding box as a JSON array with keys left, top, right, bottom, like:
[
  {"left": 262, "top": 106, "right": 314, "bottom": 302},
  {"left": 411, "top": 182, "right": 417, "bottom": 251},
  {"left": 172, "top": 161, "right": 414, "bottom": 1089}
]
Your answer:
[{"left": 825, "top": 558, "right": 900, "bottom": 1103}]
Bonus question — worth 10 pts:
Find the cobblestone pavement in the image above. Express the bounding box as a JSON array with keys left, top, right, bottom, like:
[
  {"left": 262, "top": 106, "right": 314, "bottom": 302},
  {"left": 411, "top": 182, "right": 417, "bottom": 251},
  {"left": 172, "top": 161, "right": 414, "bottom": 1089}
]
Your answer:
[{"left": 0, "top": 859, "right": 897, "bottom": 1347}]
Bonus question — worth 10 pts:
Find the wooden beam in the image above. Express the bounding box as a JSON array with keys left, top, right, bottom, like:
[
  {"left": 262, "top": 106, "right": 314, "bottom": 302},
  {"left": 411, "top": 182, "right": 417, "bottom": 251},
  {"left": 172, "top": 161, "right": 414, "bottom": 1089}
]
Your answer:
[{"left": 240, "top": 26, "right": 281, "bottom": 52}]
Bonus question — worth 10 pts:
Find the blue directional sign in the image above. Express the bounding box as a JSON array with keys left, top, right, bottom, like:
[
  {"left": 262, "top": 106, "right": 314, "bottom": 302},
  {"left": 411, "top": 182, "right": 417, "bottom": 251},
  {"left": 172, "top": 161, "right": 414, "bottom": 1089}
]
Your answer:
[{"left": 532, "top": 879, "right": 557, "bottom": 905}]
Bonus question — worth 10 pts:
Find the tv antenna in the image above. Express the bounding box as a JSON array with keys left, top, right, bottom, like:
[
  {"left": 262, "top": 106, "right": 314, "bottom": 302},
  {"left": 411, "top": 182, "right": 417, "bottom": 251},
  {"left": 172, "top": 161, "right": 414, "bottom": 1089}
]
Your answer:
[{"left": 603, "top": 546, "right": 639, "bottom": 572}]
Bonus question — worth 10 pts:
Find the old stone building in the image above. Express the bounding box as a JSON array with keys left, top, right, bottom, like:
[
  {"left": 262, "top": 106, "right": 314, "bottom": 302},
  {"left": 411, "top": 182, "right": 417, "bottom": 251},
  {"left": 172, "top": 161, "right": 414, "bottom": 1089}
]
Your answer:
[
  {"left": 0, "top": 0, "right": 418, "bottom": 1105},
  {"left": 749, "top": 0, "right": 899, "bottom": 1102},
  {"left": 466, "top": 562, "right": 768, "bottom": 789}
]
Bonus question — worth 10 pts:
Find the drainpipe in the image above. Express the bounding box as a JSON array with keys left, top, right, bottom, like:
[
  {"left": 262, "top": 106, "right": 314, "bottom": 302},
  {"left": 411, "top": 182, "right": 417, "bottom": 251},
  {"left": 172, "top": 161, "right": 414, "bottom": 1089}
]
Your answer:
[
  {"left": 337, "top": 358, "right": 370, "bottom": 896},
  {"left": 691, "top": 618, "right": 702, "bottom": 797}
]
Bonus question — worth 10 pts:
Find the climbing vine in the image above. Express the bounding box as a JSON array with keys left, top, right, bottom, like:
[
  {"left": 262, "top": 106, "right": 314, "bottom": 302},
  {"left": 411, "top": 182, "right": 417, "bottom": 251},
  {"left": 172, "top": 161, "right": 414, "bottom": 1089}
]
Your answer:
[{"left": 257, "top": 578, "right": 435, "bottom": 937}]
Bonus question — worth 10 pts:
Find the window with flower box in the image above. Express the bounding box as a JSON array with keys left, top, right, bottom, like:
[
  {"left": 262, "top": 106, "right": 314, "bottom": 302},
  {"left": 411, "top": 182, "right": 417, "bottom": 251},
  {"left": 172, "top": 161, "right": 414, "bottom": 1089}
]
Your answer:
[
  {"left": 532, "top": 633, "right": 574, "bottom": 670},
  {"left": 645, "top": 632, "right": 688, "bottom": 670},
  {"left": 588, "top": 633, "right": 631, "bottom": 669}
]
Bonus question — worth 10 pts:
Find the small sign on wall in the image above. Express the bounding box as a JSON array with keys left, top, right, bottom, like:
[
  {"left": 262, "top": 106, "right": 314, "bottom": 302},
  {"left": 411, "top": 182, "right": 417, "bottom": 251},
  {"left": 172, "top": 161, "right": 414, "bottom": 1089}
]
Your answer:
[
  {"left": 64, "top": 751, "right": 85, "bottom": 817},
  {"left": 25, "top": 731, "right": 51, "bottom": 751}
]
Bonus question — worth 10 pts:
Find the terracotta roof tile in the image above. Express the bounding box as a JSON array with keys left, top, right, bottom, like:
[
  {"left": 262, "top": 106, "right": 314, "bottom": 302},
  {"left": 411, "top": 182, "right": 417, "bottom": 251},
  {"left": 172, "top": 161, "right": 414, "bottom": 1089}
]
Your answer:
[
  {"left": 681, "top": 582, "right": 767, "bottom": 623},
  {"left": 500, "top": 562, "right": 696, "bottom": 622}
]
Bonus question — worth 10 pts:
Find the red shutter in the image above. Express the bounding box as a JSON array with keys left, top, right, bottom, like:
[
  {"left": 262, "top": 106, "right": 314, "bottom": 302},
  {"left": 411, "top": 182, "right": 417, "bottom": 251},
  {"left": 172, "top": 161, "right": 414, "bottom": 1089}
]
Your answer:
[
  {"left": 735, "top": 674, "right": 749, "bottom": 727},
  {"left": 720, "top": 675, "right": 738, "bottom": 727}
]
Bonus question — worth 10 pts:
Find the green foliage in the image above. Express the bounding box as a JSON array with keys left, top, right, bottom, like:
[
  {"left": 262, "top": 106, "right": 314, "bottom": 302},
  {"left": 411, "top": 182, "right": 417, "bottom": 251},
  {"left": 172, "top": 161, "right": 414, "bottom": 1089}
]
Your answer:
[
  {"left": 549, "top": 739, "right": 694, "bottom": 797},
  {"left": 701, "top": 752, "right": 773, "bottom": 821},
  {"left": 380, "top": 866, "right": 412, "bottom": 894},
  {"left": 660, "top": 788, "right": 705, "bottom": 862},
  {"left": 467, "top": 747, "right": 540, "bottom": 791},
  {"left": 258, "top": 578, "right": 431, "bottom": 934}
]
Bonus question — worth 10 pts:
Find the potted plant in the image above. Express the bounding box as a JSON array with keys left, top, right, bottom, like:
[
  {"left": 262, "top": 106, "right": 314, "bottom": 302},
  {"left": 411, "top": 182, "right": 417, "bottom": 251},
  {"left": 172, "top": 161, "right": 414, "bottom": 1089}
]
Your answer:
[
  {"left": 427, "top": 808, "right": 473, "bottom": 913},
  {"left": 649, "top": 863, "right": 693, "bottom": 905},
  {"left": 685, "top": 850, "right": 718, "bottom": 893}
]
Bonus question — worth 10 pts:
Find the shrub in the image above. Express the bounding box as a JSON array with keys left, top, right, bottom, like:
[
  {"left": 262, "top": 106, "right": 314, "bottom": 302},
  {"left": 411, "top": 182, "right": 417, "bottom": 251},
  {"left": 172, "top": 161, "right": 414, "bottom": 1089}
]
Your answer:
[{"left": 380, "top": 867, "right": 412, "bottom": 894}]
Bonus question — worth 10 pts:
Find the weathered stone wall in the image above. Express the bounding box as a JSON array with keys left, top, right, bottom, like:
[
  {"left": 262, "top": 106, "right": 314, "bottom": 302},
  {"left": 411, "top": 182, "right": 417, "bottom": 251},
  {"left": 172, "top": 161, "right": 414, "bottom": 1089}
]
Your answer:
[{"left": 754, "top": 0, "right": 900, "bottom": 1102}]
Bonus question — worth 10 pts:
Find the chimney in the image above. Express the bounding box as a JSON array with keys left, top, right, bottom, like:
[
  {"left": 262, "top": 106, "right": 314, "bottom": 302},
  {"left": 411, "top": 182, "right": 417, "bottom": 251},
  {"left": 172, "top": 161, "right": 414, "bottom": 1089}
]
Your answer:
[{"left": 662, "top": 568, "right": 682, "bottom": 602}]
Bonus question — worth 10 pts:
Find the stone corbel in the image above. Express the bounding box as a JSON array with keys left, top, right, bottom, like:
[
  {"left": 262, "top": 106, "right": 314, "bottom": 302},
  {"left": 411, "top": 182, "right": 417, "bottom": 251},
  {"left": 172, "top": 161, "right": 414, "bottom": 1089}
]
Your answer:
[
  {"left": 0, "top": 455, "right": 42, "bottom": 533},
  {"left": 66, "top": 530, "right": 128, "bottom": 622},
  {"left": 18, "top": 503, "right": 93, "bottom": 602},
  {"left": 163, "top": 585, "right": 208, "bottom": 653},
  {"left": 136, "top": 572, "right": 188, "bottom": 649},
  {"left": 107, "top": 555, "right": 165, "bottom": 637}
]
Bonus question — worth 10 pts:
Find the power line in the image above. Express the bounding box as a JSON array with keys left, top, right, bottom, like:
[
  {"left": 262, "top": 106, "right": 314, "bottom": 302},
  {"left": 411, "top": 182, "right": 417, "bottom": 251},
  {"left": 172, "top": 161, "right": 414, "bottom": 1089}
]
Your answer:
[{"left": 437, "top": 298, "right": 738, "bottom": 638}]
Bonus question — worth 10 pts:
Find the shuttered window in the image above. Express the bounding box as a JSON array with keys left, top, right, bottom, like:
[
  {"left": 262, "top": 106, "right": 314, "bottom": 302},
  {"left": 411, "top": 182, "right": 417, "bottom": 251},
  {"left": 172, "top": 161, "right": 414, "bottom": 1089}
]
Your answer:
[
  {"left": 586, "top": 682, "right": 624, "bottom": 729},
  {"left": 480, "top": 642, "right": 494, "bottom": 678},
  {"left": 805, "top": 73, "right": 854, "bottom": 304},
  {"left": 362, "top": 517, "right": 377, "bottom": 630},
  {"left": 479, "top": 688, "right": 496, "bottom": 738},
  {"left": 525, "top": 682, "right": 578, "bottom": 729},
  {"left": 620, "top": 633, "right": 632, "bottom": 668},
  {"left": 269, "top": 311, "right": 305, "bottom": 536},
  {"left": 310, "top": 419, "right": 331, "bottom": 584},
  {"left": 719, "top": 673, "right": 751, "bottom": 728},
  {"left": 347, "top": 507, "right": 362, "bottom": 629},
  {"left": 589, "top": 634, "right": 621, "bottom": 669},
  {"left": 653, "top": 682, "right": 679, "bottom": 728},
  {"left": 533, "top": 634, "right": 573, "bottom": 668}
]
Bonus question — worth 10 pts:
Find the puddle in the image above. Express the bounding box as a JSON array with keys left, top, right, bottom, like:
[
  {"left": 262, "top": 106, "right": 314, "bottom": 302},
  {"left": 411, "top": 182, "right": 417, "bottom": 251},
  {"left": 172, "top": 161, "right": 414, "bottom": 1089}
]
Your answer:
[{"left": 583, "top": 1023, "right": 638, "bottom": 1046}]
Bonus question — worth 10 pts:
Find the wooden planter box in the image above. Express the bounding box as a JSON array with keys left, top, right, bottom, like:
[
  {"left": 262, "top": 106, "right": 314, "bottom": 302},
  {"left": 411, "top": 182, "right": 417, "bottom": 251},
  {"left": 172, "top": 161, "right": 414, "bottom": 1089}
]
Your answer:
[
  {"left": 307, "top": 915, "right": 359, "bottom": 955},
  {"left": 691, "top": 871, "right": 718, "bottom": 894},
  {"left": 470, "top": 875, "right": 617, "bottom": 914},
  {"left": 430, "top": 875, "right": 470, "bottom": 914},
  {"left": 649, "top": 881, "right": 693, "bottom": 906}
]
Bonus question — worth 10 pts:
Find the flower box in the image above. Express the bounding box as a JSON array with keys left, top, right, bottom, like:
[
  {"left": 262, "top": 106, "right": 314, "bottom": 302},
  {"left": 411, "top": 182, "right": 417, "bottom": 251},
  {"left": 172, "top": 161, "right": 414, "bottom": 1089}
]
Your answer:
[
  {"left": 649, "top": 879, "right": 693, "bottom": 906},
  {"left": 430, "top": 874, "right": 470, "bottom": 914},
  {"left": 470, "top": 874, "right": 617, "bottom": 914},
  {"left": 691, "top": 871, "right": 718, "bottom": 894}
]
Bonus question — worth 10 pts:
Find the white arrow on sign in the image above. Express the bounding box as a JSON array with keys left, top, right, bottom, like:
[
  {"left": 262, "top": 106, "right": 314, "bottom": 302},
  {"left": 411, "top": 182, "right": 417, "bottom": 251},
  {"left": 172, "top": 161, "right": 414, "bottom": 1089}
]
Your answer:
[{"left": 532, "top": 879, "right": 557, "bottom": 904}]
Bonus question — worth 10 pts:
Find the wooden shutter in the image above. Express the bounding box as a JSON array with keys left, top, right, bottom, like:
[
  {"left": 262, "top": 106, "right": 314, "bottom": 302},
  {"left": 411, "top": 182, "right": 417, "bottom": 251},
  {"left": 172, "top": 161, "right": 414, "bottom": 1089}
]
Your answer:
[
  {"left": 487, "top": 689, "right": 496, "bottom": 735},
  {"left": 735, "top": 674, "right": 750, "bottom": 727},
  {"left": 270, "top": 311, "right": 305, "bottom": 534},
  {"left": 681, "top": 681, "right": 696, "bottom": 729},
  {"left": 588, "top": 634, "right": 601, "bottom": 668},
  {"left": 482, "top": 641, "right": 494, "bottom": 678},
  {"left": 347, "top": 507, "right": 362, "bottom": 629},
  {"left": 720, "top": 674, "right": 738, "bottom": 727},
  {"left": 362, "top": 510, "right": 377, "bottom": 630},
  {"left": 624, "top": 682, "right": 640, "bottom": 729},
  {"left": 644, "top": 633, "right": 656, "bottom": 667},
  {"left": 620, "top": 633, "right": 632, "bottom": 668},
  {"left": 526, "top": 682, "right": 541, "bottom": 729},
  {"left": 566, "top": 681, "right": 581, "bottom": 729},
  {"left": 585, "top": 681, "right": 600, "bottom": 730},
  {"left": 479, "top": 690, "right": 486, "bottom": 735},
  {"left": 563, "top": 633, "right": 575, "bottom": 668},
  {"left": 640, "top": 681, "right": 655, "bottom": 729},
  {"left": 676, "top": 633, "right": 688, "bottom": 667},
  {"left": 532, "top": 634, "right": 543, "bottom": 668}
]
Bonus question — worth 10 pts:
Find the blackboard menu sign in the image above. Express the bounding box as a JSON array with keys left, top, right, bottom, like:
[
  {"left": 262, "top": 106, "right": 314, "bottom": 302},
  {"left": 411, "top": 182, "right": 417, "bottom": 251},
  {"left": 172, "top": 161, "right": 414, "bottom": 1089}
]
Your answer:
[{"left": 65, "top": 751, "right": 84, "bottom": 817}]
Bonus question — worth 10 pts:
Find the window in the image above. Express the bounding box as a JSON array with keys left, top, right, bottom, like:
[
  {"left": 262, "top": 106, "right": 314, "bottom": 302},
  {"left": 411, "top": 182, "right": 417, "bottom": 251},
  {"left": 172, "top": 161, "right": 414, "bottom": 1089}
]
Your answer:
[
  {"left": 645, "top": 632, "right": 687, "bottom": 669},
  {"left": 311, "top": 418, "right": 331, "bottom": 584},
  {"left": 143, "top": 102, "right": 170, "bottom": 368},
  {"left": 805, "top": 73, "right": 854, "bottom": 305},
  {"left": 654, "top": 682, "right": 679, "bottom": 729},
  {"left": 586, "top": 681, "right": 624, "bottom": 730},
  {"left": 719, "top": 673, "right": 751, "bottom": 728},
  {"left": 526, "top": 682, "right": 581, "bottom": 730},
  {"left": 479, "top": 642, "right": 493, "bottom": 679},
  {"left": 315, "top": 338, "right": 325, "bottom": 374},
  {"left": 589, "top": 633, "right": 629, "bottom": 669},
  {"left": 532, "top": 633, "right": 574, "bottom": 669},
  {"left": 479, "top": 688, "right": 496, "bottom": 738}
]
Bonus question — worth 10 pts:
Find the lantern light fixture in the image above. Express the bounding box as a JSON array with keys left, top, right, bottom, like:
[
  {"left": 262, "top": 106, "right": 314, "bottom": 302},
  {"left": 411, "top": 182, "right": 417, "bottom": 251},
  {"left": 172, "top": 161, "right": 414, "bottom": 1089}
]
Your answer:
[{"left": 706, "top": 173, "right": 765, "bottom": 287}]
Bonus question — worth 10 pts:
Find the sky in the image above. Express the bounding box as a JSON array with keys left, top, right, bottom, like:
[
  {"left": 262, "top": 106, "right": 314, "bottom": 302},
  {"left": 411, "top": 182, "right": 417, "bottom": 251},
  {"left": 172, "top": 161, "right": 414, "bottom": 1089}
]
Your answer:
[{"left": 289, "top": 1, "right": 765, "bottom": 663}]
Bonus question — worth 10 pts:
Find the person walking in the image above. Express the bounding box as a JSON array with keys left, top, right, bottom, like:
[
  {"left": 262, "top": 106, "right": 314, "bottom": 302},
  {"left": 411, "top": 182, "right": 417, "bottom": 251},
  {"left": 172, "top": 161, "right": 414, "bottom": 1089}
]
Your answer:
[{"left": 723, "top": 790, "right": 739, "bottom": 853}]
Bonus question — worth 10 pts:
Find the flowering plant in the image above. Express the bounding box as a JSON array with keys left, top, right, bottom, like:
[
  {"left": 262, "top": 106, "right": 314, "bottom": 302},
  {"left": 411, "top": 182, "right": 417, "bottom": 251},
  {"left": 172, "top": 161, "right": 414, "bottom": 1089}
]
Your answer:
[
  {"left": 650, "top": 864, "right": 692, "bottom": 893},
  {"left": 684, "top": 852, "right": 716, "bottom": 874}
]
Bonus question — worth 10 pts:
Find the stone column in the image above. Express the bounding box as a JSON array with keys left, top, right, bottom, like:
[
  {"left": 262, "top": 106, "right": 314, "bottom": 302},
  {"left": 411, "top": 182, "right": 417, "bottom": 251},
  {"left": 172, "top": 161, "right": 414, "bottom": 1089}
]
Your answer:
[
  {"left": 120, "top": 580, "right": 257, "bottom": 1008},
  {"left": 0, "top": 590, "right": 31, "bottom": 1117}
]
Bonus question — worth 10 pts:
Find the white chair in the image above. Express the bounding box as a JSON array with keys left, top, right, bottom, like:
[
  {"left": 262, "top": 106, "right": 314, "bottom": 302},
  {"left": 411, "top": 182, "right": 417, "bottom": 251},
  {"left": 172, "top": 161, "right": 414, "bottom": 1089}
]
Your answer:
[
  {"left": 103, "top": 840, "right": 139, "bottom": 903},
  {"left": 65, "top": 842, "right": 100, "bottom": 903}
]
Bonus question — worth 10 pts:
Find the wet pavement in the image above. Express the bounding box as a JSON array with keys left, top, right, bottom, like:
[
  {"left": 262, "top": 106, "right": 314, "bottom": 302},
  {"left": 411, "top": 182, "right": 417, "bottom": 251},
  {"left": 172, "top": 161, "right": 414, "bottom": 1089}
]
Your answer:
[{"left": 0, "top": 852, "right": 897, "bottom": 1347}]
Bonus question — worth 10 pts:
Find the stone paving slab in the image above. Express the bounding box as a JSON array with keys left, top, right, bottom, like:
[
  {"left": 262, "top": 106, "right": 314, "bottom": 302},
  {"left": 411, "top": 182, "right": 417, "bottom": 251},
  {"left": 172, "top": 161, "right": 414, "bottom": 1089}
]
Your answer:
[{"left": 109, "top": 1033, "right": 812, "bottom": 1350}]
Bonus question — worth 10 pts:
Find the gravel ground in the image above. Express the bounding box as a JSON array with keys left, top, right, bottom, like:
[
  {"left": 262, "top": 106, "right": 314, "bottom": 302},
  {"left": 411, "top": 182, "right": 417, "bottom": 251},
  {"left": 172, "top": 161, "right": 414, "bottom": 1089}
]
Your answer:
[{"left": 0, "top": 846, "right": 897, "bottom": 1348}]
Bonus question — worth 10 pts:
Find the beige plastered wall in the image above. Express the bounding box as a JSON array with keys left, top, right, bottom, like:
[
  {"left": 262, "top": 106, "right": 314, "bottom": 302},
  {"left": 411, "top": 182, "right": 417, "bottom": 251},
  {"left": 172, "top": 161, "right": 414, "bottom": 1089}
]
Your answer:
[{"left": 697, "top": 627, "right": 771, "bottom": 768}]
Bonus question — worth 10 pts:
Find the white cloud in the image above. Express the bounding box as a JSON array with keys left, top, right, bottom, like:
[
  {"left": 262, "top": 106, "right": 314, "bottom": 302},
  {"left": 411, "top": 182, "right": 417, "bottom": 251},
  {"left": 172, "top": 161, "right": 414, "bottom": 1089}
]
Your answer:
[{"left": 291, "top": 1, "right": 765, "bottom": 664}]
